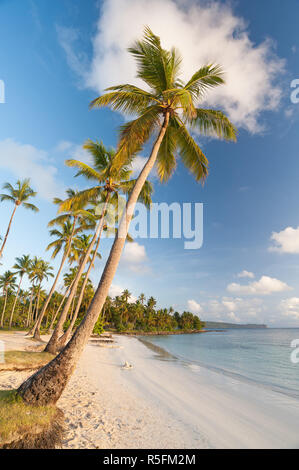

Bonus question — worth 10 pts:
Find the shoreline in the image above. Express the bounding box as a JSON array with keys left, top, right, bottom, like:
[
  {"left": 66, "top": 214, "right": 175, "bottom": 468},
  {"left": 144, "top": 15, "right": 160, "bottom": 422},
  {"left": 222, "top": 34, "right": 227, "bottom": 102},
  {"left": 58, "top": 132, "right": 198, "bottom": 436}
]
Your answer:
[
  {"left": 1, "top": 331, "right": 299, "bottom": 448},
  {"left": 107, "top": 328, "right": 223, "bottom": 336}
]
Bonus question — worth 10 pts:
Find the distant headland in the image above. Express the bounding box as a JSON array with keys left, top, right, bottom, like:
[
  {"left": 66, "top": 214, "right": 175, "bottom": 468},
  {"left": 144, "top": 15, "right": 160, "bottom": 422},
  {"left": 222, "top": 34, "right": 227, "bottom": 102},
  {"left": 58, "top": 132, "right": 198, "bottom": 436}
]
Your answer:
[{"left": 204, "top": 321, "right": 267, "bottom": 329}]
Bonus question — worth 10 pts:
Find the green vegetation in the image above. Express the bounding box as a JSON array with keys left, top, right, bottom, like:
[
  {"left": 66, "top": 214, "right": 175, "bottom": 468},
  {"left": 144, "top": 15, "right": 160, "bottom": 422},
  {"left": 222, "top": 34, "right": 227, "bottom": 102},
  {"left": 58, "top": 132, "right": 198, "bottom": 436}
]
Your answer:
[
  {"left": 0, "top": 390, "right": 61, "bottom": 448},
  {"left": 1, "top": 351, "right": 54, "bottom": 371},
  {"left": 0, "top": 27, "right": 235, "bottom": 407},
  {"left": 103, "top": 291, "right": 204, "bottom": 333}
]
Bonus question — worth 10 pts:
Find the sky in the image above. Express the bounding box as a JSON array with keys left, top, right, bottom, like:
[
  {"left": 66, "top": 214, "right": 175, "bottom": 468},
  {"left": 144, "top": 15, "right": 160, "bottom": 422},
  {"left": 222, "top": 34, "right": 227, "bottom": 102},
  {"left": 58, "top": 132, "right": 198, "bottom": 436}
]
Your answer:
[{"left": 0, "top": 0, "right": 299, "bottom": 326}]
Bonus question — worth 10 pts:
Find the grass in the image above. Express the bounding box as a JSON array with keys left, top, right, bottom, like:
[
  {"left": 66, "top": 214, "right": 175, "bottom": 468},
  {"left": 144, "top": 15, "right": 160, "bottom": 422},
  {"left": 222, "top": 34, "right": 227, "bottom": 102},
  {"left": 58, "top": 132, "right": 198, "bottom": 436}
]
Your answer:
[
  {"left": 1, "top": 351, "right": 54, "bottom": 371},
  {"left": 0, "top": 390, "right": 64, "bottom": 448}
]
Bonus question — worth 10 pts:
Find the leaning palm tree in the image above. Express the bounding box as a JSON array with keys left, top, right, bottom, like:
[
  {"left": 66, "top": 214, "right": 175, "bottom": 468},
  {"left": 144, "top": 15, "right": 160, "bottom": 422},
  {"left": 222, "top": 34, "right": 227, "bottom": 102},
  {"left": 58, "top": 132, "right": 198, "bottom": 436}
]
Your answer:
[
  {"left": 45, "top": 232, "right": 99, "bottom": 352},
  {"left": 58, "top": 213, "right": 127, "bottom": 348},
  {"left": 0, "top": 179, "right": 39, "bottom": 258},
  {"left": 30, "top": 203, "right": 90, "bottom": 340},
  {"left": 18, "top": 27, "right": 236, "bottom": 404},
  {"left": 45, "top": 142, "right": 151, "bottom": 353},
  {"left": 0, "top": 271, "right": 17, "bottom": 327},
  {"left": 9, "top": 255, "right": 32, "bottom": 328},
  {"left": 30, "top": 259, "right": 54, "bottom": 335},
  {"left": 25, "top": 258, "right": 41, "bottom": 329}
]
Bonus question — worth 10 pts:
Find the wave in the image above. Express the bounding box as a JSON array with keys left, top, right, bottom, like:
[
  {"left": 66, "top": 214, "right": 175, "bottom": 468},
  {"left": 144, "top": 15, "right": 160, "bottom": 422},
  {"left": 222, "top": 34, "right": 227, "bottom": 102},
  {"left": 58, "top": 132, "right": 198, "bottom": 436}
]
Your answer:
[{"left": 139, "top": 336, "right": 299, "bottom": 401}]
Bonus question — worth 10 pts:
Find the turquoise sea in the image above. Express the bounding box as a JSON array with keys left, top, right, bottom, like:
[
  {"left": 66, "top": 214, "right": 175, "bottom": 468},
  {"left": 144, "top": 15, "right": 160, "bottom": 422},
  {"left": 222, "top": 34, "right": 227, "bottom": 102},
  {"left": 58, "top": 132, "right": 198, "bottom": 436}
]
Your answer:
[{"left": 143, "top": 328, "right": 299, "bottom": 399}]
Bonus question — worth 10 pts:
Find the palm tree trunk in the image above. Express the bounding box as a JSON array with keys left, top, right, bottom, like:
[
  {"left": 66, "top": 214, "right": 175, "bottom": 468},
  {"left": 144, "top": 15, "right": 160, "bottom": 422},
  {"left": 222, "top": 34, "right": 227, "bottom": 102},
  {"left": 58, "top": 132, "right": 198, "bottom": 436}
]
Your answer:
[
  {"left": 34, "top": 286, "right": 41, "bottom": 325},
  {"left": 25, "top": 288, "right": 34, "bottom": 329},
  {"left": 18, "top": 113, "right": 169, "bottom": 405},
  {"left": 31, "top": 219, "right": 77, "bottom": 340},
  {"left": 45, "top": 197, "right": 110, "bottom": 354},
  {"left": 0, "top": 290, "right": 8, "bottom": 328},
  {"left": 46, "top": 282, "right": 73, "bottom": 333},
  {"left": 9, "top": 275, "right": 23, "bottom": 328},
  {"left": 59, "top": 228, "right": 103, "bottom": 348},
  {"left": 0, "top": 204, "right": 17, "bottom": 258}
]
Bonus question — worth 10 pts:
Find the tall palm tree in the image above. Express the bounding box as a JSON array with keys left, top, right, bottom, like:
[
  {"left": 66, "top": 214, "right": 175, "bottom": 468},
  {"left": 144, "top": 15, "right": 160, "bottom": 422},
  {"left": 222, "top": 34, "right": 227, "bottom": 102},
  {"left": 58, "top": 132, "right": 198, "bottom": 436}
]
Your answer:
[
  {"left": 45, "top": 142, "right": 151, "bottom": 354},
  {"left": 25, "top": 258, "right": 41, "bottom": 329},
  {"left": 58, "top": 233, "right": 102, "bottom": 347},
  {"left": 0, "top": 179, "right": 39, "bottom": 258},
  {"left": 18, "top": 27, "right": 236, "bottom": 404},
  {"left": 29, "top": 259, "right": 53, "bottom": 333},
  {"left": 30, "top": 209, "right": 88, "bottom": 340},
  {"left": 45, "top": 233, "right": 95, "bottom": 352},
  {"left": 0, "top": 271, "right": 17, "bottom": 327},
  {"left": 9, "top": 255, "right": 32, "bottom": 328}
]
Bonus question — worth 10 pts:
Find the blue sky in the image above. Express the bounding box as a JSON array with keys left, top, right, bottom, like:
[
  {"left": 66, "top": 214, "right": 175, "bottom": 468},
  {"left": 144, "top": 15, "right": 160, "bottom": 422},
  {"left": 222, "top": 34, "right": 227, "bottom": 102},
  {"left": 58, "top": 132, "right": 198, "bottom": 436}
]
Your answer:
[{"left": 1, "top": 0, "right": 299, "bottom": 326}]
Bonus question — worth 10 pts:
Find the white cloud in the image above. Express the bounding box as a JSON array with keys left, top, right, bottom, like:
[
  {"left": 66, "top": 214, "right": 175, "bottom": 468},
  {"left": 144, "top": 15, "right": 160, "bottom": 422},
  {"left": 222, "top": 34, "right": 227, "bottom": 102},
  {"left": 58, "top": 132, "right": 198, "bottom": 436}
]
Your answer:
[
  {"left": 227, "top": 312, "right": 240, "bottom": 322},
  {"left": 122, "top": 242, "right": 147, "bottom": 263},
  {"left": 269, "top": 226, "right": 299, "bottom": 254},
  {"left": 109, "top": 283, "right": 137, "bottom": 302},
  {"left": 130, "top": 155, "right": 147, "bottom": 176},
  {"left": 59, "top": 0, "right": 285, "bottom": 133},
  {"left": 200, "top": 296, "right": 263, "bottom": 322},
  {"left": 0, "top": 138, "right": 65, "bottom": 201},
  {"left": 187, "top": 299, "right": 202, "bottom": 314},
  {"left": 237, "top": 270, "right": 255, "bottom": 279},
  {"left": 121, "top": 241, "right": 149, "bottom": 273},
  {"left": 130, "top": 155, "right": 158, "bottom": 179},
  {"left": 227, "top": 275, "right": 291, "bottom": 296},
  {"left": 56, "top": 25, "right": 88, "bottom": 80},
  {"left": 279, "top": 297, "right": 299, "bottom": 320}
]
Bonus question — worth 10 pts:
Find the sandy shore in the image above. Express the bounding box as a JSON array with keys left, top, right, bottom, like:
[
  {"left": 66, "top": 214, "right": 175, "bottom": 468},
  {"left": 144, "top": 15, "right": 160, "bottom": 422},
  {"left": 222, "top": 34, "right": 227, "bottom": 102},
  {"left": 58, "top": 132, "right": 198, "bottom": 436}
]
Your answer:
[{"left": 1, "top": 331, "right": 299, "bottom": 449}]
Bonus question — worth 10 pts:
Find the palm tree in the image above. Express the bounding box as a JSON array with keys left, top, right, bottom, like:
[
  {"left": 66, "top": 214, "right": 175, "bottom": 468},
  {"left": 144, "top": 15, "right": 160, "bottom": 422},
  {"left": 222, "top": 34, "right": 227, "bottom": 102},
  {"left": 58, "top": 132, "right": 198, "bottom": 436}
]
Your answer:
[
  {"left": 0, "top": 271, "right": 17, "bottom": 327},
  {"left": 9, "top": 255, "right": 32, "bottom": 328},
  {"left": 58, "top": 232, "right": 102, "bottom": 348},
  {"left": 0, "top": 179, "right": 38, "bottom": 258},
  {"left": 45, "top": 233, "right": 95, "bottom": 352},
  {"left": 45, "top": 142, "right": 151, "bottom": 354},
  {"left": 30, "top": 212, "right": 86, "bottom": 340},
  {"left": 29, "top": 259, "right": 53, "bottom": 334},
  {"left": 25, "top": 258, "right": 41, "bottom": 329},
  {"left": 139, "top": 293, "right": 146, "bottom": 305},
  {"left": 18, "top": 27, "right": 236, "bottom": 405}
]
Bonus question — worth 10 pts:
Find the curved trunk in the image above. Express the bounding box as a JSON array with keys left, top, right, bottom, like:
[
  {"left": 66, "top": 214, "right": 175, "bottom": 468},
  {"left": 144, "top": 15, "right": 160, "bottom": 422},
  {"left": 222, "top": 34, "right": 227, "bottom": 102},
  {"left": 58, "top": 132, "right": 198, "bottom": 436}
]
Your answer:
[
  {"left": 45, "top": 197, "right": 110, "bottom": 354},
  {"left": 0, "top": 290, "right": 8, "bottom": 328},
  {"left": 9, "top": 274, "right": 23, "bottom": 328},
  {"left": 46, "top": 281, "right": 74, "bottom": 333},
  {"left": 0, "top": 204, "right": 17, "bottom": 258},
  {"left": 32, "top": 221, "right": 76, "bottom": 340},
  {"left": 31, "top": 220, "right": 77, "bottom": 339},
  {"left": 18, "top": 113, "right": 169, "bottom": 405},
  {"left": 25, "top": 288, "right": 34, "bottom": 331},
  {"left": 59, "top": 228, "right": 103, "bottom": 348}
]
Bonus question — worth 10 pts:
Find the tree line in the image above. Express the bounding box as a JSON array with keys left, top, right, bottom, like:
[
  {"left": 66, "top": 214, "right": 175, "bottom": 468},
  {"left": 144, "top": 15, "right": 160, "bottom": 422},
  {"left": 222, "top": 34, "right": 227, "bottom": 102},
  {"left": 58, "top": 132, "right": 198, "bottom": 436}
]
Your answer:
[{"left": 0, "top": 27, "right": 236, "bottom": 405}]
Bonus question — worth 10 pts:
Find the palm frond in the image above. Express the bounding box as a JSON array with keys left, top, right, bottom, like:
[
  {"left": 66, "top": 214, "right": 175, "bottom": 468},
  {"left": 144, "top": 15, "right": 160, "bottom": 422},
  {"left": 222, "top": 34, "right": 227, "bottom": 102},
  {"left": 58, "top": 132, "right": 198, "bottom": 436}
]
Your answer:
[
  {"left": 116, "top": 105, "right": 161, "bottom": 168},
  {"left": 156, "top": 119, "right": 177, "bottom": 182},
  {"left": 90, "top": 85, "right": 157, "bottom": 114},
  {"left": 184, "top": 64, "right": 225, "bottom": 100},
  {"left": 65, "top": 159, "right": 102, "bottom": 182},
  {"left": 174, "top": 116, "right": 209, "bottom": 182},
  {"left": 23, "top": 202, "right": 39, "bottom": 212},
  {"left": 190, "top": 108, "right": 237, "bottom": 141}
]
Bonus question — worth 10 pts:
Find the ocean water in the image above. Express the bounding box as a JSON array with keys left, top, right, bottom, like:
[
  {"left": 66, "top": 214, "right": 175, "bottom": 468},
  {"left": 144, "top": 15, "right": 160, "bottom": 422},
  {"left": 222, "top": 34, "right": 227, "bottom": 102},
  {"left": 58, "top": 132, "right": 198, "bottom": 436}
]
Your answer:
[{"left": 143, "top": 329, "right": 299, "bottom": 399}]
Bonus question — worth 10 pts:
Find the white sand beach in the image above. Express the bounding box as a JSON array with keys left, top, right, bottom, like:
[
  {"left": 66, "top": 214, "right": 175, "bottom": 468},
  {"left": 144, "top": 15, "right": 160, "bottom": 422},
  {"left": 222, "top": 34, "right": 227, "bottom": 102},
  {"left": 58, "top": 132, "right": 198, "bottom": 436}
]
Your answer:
[{"left": 1, "top": 331, "right": 299, "bottom": 449}]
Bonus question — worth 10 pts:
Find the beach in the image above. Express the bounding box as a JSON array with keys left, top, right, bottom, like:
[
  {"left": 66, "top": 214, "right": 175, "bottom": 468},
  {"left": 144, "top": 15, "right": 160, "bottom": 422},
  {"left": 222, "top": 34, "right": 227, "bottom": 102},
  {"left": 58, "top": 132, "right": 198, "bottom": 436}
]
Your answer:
[{"left": 1, "top": 331, "right": 299, "bottom": 449}]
